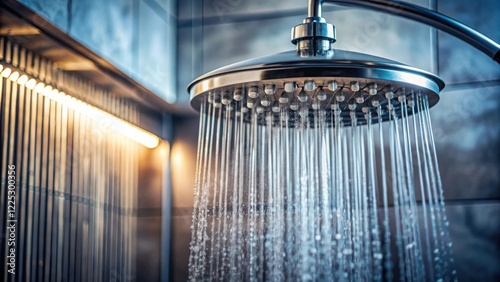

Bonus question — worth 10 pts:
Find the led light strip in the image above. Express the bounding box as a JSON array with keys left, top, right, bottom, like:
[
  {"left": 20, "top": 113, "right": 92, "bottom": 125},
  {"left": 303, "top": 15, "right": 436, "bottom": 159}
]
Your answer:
[{"left": 1, "top": 62, "right": 160, "bottom": 148}]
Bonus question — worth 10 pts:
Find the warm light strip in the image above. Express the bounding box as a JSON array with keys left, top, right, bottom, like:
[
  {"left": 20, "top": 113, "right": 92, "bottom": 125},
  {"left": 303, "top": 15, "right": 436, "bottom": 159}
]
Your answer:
[{"left": 1, "top": 63, "right": 160, "bottom": 148}]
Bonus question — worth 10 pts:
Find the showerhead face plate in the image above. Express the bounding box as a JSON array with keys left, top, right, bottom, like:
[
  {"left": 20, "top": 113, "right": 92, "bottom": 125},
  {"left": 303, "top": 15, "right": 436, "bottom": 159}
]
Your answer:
[{"left": 188, "top": 50, "right": 445, "bottom": 127}]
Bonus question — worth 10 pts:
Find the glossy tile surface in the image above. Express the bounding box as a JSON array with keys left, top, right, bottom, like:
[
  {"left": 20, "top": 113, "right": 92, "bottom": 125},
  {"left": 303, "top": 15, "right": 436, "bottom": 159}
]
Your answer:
[
  {"left": 178, "top": 0, "right": 306, "bottom": 21},
  {"left": 136, "top": 0, "right": 177, "bottom": 102},
  {"left": 69, "top": 0, "right": 134, "bottom": 73},
  {"left": 446, "top": 202, "right": 500, "bottom": 281},
  {"left": 19, "top": 0, "right": 69, "bottom": 31},
  {"left": 431, "top": 85, "right": 500, "bottom": 200},
  {"left": 437, "top": 0, "right": 500, "bottom": 84}
]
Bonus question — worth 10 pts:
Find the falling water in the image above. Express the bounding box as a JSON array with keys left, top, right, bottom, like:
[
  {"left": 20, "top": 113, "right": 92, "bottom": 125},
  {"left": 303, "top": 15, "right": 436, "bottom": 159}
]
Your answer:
[{"left": 188, "top": 90, "right": 456, "bottom": 281}]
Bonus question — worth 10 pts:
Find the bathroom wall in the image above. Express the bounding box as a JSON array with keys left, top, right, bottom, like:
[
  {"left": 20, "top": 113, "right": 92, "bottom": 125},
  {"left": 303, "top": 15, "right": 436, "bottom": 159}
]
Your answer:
[
  {"left": 17, "top": 0, "right": 177, "bottom": 103},
  {"left": 173, "top": 0, "right": 500, "bottom": 281}
]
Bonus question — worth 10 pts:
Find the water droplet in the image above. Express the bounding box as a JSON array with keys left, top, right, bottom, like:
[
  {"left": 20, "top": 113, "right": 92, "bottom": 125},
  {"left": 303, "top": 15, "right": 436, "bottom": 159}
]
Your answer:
[
  {"left": 311, "top": 100, "right": 321, "bottom": 110},
  {"left": 248, "top": 86, "right": 259, "bottom": 98},
  {"left": 297, "top": 89, "right": 308, "bottom": 102},
  {"left": 284, "top": 81, "right": 296, "bottom": 93},
  {"left": 350, "top": 81, "right": 360, "bottom": 92},
  {"left": 335, "top": 234, "right": 341, "bottom": 240},
  {"left": 279, "top": 92, "right": 290, "bottom": 104},
  {"left": 233, "top": 88, "right": 243, "bottom": 101},
  {"left": 316, "top": 88, "right": 327, "bottom": 101},
  {"left": 369, "top": 83, "right": 378, "bottom": 95},
  {"left": 336, "top": 92, "right": 345, "bottom": 102},
  {"left": 304, "top": 80, "right": 316, "bottom": 91},
  {"left": 260, "top": 97, "right": 271, "bottom": 107},
  {"left": 247, "top": 99, "right": 256, "bottom": 108},
  {"left": 299, "top": 108, "right": 308, "bottom": 117},
  {"left": 264, "top": 84, "right": 276, "bottom": 95},
  {"left": 315, "top": 235, "right": 321, "bottom": 241},
  {"left": 328, "top": 80, "right": 338, "bottom": 91},
  {"left": 221, "top": 92, "right": 231, "bottom": 105},
  {"left": 271, "top": 102, "right": 280, "bottom": 113}
]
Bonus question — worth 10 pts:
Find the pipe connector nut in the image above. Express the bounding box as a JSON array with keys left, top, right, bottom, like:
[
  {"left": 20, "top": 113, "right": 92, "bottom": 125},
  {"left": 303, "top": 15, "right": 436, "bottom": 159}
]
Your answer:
[{"left": 291, "top": 17, "right": 336, "bottom": 50}]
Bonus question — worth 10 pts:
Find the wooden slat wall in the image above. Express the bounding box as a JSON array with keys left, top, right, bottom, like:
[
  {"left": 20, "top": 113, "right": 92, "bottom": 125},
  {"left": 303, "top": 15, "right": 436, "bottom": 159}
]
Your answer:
[{"left": 0, "top": 37, "right": 138, "bottom": 282}]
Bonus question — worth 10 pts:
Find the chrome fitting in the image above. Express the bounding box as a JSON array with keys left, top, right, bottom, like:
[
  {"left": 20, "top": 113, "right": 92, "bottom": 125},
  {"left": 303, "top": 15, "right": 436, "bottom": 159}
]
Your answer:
[{"left": 291, "top": 17, "right": 336, "bottom": 55}]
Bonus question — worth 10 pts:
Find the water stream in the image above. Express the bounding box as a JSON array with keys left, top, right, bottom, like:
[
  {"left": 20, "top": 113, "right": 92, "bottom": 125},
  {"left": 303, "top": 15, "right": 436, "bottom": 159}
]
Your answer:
[{"left": 188, "top": 93, "right": 456, "bottom": 281}]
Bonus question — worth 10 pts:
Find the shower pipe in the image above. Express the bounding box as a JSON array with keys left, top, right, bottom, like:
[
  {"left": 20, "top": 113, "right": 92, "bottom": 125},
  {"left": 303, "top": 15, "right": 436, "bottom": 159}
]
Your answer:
[{"left": 307, "top": 0, "right": 500, "bottom": 64}]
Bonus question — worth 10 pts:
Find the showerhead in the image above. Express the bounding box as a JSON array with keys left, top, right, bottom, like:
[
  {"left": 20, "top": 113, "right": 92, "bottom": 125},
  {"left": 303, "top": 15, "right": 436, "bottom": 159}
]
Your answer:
[{"left": 187, "top": 49, "right": 444, "bottom": 126}]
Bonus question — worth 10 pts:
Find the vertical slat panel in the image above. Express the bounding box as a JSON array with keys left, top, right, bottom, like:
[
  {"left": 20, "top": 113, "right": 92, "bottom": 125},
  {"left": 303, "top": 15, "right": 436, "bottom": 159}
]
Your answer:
[
  {"left": 0, "top": 66, "right": 9, "bottom": 282},
  {"left": 56, "top": 98, "right": 67, "bottom": 282},
  {"left": 18, "top": 80, "right": 31, "bottom": 282},
  {"left": 37, "top": 82, "right": 50, "bottom": 282},
  {"left": 25, "top": 83, "right": 38, "bottom": 282},
  {"left": 14, "top": 80, "right": 25, "bottom": 282},
  {"left": 0, "top": 37, "right": 146, "bottom": 282}
]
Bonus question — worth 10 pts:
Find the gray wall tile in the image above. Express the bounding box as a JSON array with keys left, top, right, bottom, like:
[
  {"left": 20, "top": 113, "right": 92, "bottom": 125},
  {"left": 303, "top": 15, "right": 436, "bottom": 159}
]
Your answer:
[
  {"left": 146, "top": 0, "right": 177, "bottom": 18},
  {"left": 135, "top": 0, "right": 177, "bottom": 103},
  {"left": 380, "top": 202, "right": 500, "bottom": 281},
  {"left": 177, "top": 25, "right": 200, "bottom": 103},
  {"left": 446, "top": 202, "right": 500, "bottom": 281},
  {"left": 137, "top": 216, "right": 163, "bottom": 282},
  {"left": 437, "top": 0, "right": 500, "bottom": 84},
  {"left": 325, "top": 3, "right": 434, "bottom": 72},
  {"left": 69, "top": 0, "right": 134, "bottom": 74},
  {"left": 431, "top": 85, "right": 500, "bottom": 200},
  {"left": 20, "top": 0, "right": 178, "bottom": 103},
  {"left": 137, "top": 145, "right": 167, "bottom": 209},
  {"left": 171, "top": 117, "right": 200, "bottom": 208},
  {"left": 178, "top": 0, "right": 306, "bottom": 21},
  {"left": 18, "top": 0, "right": 69, "bottom": 31},
  {"left": 170, "top": 215, "right": 192, "bottom": 281}
]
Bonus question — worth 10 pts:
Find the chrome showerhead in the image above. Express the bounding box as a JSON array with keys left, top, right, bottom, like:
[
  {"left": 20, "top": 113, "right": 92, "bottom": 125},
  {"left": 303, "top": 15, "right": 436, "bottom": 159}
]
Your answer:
[{"left": 188, "top": 49, "right": 444, "bottom": 127}]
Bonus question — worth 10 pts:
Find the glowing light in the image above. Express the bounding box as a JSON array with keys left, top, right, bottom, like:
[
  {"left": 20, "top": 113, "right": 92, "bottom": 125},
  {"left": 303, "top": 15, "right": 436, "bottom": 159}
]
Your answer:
[
  {"left": 26, "top": 79, "right": 37, "bottom": 89},
  {"left": 34, "top": 82, "right": 45, "bottom": 93},
  {"left": 42, "top": 85, "right": 53, "bottom": 96},
  {"left": 9, "top": 71, "right": 19, "bottom": 81},
  {"left": 17, "top": 75, "right": 29, "bottom": 85},
  {"left": 1, "top": 62, "right": 161, "bottom": 148},
  {"left": 1, "top": 67, "right": 11, "bottom": 78}
]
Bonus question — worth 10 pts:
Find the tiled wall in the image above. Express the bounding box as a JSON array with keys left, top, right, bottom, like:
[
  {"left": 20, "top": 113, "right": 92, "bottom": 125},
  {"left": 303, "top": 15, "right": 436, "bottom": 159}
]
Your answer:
[
  {"left": 18, "top": 0, "right": 177, "bottom": 103},
  {"left": 173, "top": 0, "right": 500, "bottom": 281}
]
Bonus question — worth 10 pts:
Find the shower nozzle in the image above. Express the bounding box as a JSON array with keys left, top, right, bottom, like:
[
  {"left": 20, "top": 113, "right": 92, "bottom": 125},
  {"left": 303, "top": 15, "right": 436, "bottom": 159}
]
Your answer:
[{"left": 188, "top": 49, "right": 444, "bottom": 127}]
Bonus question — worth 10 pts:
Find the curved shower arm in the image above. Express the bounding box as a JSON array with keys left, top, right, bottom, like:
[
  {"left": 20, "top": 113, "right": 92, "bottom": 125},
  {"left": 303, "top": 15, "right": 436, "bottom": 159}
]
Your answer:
[{"left": 308, "top": 0, "right": 500, "bottom": 64}]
